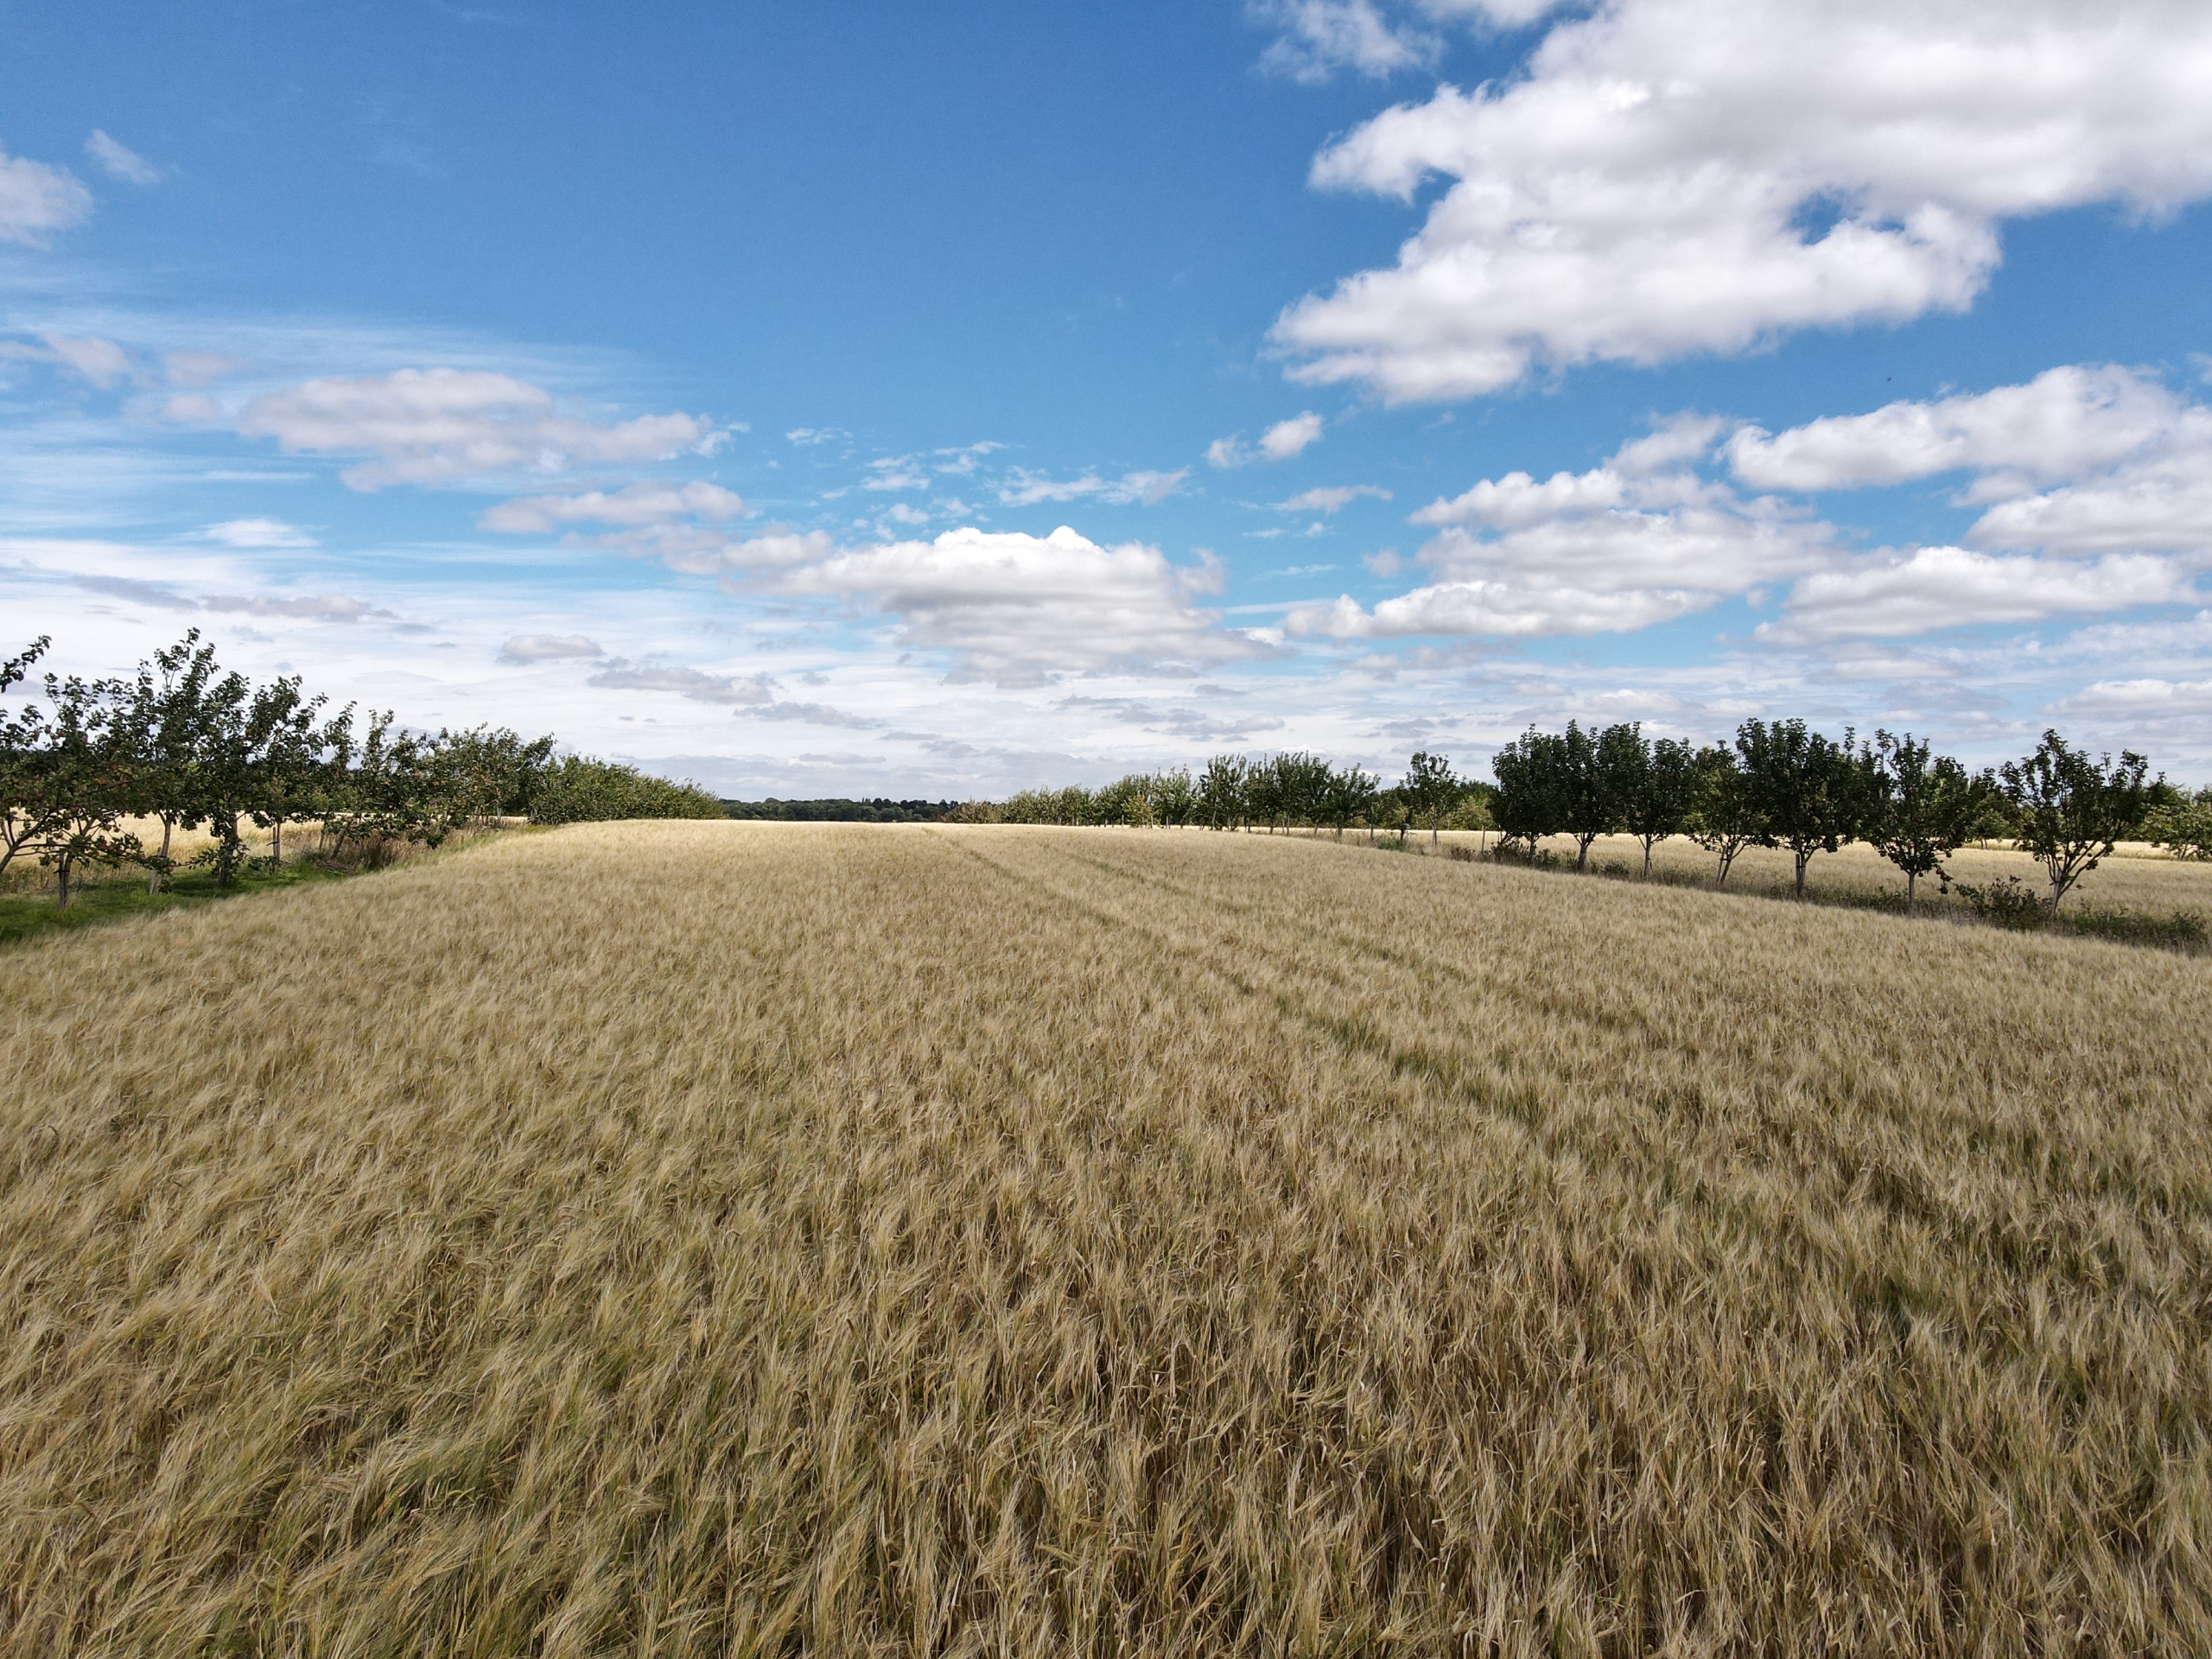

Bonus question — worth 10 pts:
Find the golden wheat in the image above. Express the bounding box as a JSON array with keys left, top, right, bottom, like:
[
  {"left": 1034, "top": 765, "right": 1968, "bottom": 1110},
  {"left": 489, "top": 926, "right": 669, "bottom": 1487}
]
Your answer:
[{"left": 3, "top": 821, "right": 2209, "bottom": 1655}]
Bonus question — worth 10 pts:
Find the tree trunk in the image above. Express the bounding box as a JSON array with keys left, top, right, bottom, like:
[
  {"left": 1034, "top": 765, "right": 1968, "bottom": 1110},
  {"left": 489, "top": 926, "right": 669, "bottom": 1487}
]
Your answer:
[
  {"left": 55, "top": 849, "right": 72, "bottom": 911},
  {"left": 149, "top": 817, "right": 174, "bottom": 894},
  {"left": 1431, "top": 817, "right": 1440, "bottom": 849},
  {"left": 1906, "top": 869, "right": 1917, "bottom": 913},
  {"left": 272, "top": 817, "right": 283, "bottom": 864},
  {"left": 1642, "top": 840, "right": 1654, "bottom": 879},
  {"left": 1795, "top": 849, "right": 1810, "bottom": 898}
]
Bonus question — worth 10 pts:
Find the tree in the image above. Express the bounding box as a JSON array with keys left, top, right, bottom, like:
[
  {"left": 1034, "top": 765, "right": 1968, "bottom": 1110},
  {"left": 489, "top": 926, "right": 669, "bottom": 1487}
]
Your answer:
[
  {"left": 1402, "top": 751, "right": 1458, "bottom": 849},
  {"left": 1, "top": 637, "right": 59, "bottom": 880},
  {"left": 1321, "top": 763, "right": 1377, "bottom": 839},
  {"left": 26, "top": 669, "right": 140, "bottom": 908},
  {"left": 1866, "top": 731, "right": 1996, "bottom": 912},
  {"left": 1999, "top": 729, "right": 2155, "bottom": 912},
  {"left": 1736, "top": 718, "right": 1873, "bottom": 898},
  {"left": 1198, "top": 754, "right": 1249, "bottom": 830},
  {"left": 1618, "top": 734, "right": 1697, "bottom": 878},
  {"left": 1491, "top": 728, "right": 1561, "bottom": 859},
  {"left": 2149, "top": 785, "right": 2212, "bottom": 861},
  {"left": 1550, "top": 721, "right": 1618, "bottom": 872},
  {"left": 251, "top": 677, "right": 331, "bottom": 864},
  {"left": 1153, "top": 766, "right": 1197, "bottom": 828},
  {"left": 1270, "top": 752, "right": 1335, "bottom": 834},
  {"left": 116, "top": 632, "right": 226, "bottom": 893},
  {"left": 1685, "top": 745, "right": 1759, "bottom": 887}
]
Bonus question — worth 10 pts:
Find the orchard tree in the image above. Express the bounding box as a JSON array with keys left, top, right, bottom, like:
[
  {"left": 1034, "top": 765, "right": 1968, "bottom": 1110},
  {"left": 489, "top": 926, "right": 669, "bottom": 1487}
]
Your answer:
[
  {"left": 1866, "top": 730, "right": 1996, "bottom": 912},
  {"left": 1402, "top": 750, "right": 1458, "bottom": 849},
  {"left": 1198, "top": 753, "right": 1249, "bottom": 830},
  {"left": 1491, "top": 728, "right": 1561, "bottom": 858},
  {"left": 1999, "top": 729, "right": 2155, "bottom": 912},
  {"left": 2149, "top": 785, "right": 2212, "bottom": 861},
  {"left": 1618, "top": 734, "right": 1697, "bottom": 878},
  {"left": 116, "top": 632, "right": 228, "bottom": 893},
  {"left": 1552, "top": 721, "right": 1618, "bottom": 872},
  {"left": 1154, "top": 766, "right": 1197, "bottom": 828},
  {"left": 1322, "top": 763, "right": 1377, "bottom": 839},
  {"left": 1, "top": 637, "right": 58, "bottom": 880},
  {"left": 1686, "top": 744, "right": 1760, "bottom": 887},
  {"left": 1737, "top": 718, "right": 1874, "bottom": 898},
  {"left": 29, "top": 669, "right": 140, "bottom": 909}
]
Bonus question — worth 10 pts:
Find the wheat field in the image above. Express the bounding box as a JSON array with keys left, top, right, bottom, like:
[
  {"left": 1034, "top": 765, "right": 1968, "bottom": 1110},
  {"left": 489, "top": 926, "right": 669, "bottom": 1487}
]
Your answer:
[{"left": 3, "top": 821, "right": 2210, "bottom": 1656}]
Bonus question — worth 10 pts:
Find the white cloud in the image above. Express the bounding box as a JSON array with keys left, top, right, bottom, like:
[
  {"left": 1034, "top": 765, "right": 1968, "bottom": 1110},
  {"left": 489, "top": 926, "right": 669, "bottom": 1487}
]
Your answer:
[
  {"left": 1261, "top": 411, "right": 1325, "bottom": 461},
  {"left": 1279, "top": 484, "right": 1392, "bottom": 514},
  {"left": 1296, "top": 424, "right": 1830, "bottom": 639},
  {"left": 1766, "top": 547, "right": 2188, "bottom": 641},
  {"left": 499, "top": 633, "right": 605, "bottom": 663},
  {"left": 236, "top": 368, "right": 716, "bottom": 489},
  {"left": 785, "top": 427, "right": 847, "bottom": 446},
  {"left": 165, "top": 351, "right": 249, "bottom": 388},
  {"left": 785, "top": 524, "right": 1261, "bottom": 682},
  {"left": 199, "top": 517, "right": 316, "bottom": 549},
  {"left": 863, "top": 457, "right": 931, "bottom": 492},
  {"left": 2056, "top": 676, "right": 2212, "bottom": 718},
  {"left": 1726, "top": 365, "right": 2212, "bottom": 558},
  {"left": 1727, "top": 365, "right": 2188, "bottom": 493},
  {"left": 1209, "top": 412, "right": 1325, "bottom": 468},
  {"left": 738, "top": 700, "right": 880, "bottom": 728},
  {"left": 585, "top": 663, "right": 774, "bottom": 706},
  {"left": 480, "top": 480, "right": 745, "bottom": 533},
  {"left": 1274, "top": 0, "right": 2212, "bottom": 400},
  {"left": 1287, "top": 581, "right": 1704, "bottom": 639},
  {"left": 996, "top": 467, "right": 1187, "bottom": 506},
  {"left": 19, "top": 334, "right": 133, "bottom": 389},
  {"left": 84, "top": 130, "right": 160, "bottom": 186},
  {"left": 1251, "top": 0, "right": 1438, "bottom": 83},
  {"left": 0, "top": 146, "right": 92, "bottom": 246}
]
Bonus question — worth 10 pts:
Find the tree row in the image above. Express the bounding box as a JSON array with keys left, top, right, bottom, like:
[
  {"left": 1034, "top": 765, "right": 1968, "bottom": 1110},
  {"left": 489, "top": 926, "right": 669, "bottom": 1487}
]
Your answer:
[
  {"left": 984, "top": 723, "right": 2209, "bottom": 915},
  {"left": 1, "top": 633, "right": 725, "bottom": 907}
]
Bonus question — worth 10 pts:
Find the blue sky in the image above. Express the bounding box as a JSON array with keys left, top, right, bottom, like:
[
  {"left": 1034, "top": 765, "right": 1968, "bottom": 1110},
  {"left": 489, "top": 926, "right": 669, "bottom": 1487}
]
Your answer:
[{"left": 6, "top": 0, "right": 2211, "bottom": 793}]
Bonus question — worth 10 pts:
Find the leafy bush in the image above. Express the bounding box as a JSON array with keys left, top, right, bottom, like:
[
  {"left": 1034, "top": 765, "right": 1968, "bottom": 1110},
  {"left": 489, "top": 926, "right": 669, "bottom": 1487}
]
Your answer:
[
  {"left": 1948, "top": 875, "right": 2048, "bottom": 930},
  {"left": 527, "top": 757, "right": 728, "bottom": 824}
]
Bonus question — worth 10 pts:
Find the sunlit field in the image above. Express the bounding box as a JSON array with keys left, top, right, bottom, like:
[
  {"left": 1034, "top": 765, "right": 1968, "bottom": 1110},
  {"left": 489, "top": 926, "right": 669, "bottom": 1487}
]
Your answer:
[{"left": 5, "top": 821, "right": 2210, "bottom": 1654}]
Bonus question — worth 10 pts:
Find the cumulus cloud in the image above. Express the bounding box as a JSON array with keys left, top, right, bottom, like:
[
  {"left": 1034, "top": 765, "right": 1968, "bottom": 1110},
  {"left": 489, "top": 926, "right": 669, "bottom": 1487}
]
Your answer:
[
  {"left": 1278, "top": 484, "right": 1392, "bottom": 514},
  {"left": 236, "top": 368, "right": 717, "bottom": 489},
  {"left": 198, "top": 517, "right": 315, "bottom": 549},
  {"left": 1208, "top": 412, "right": 1325, "bottom": 468},
  {"left": 84, "top": 130, "right": 160, "bottom": 186},
  {"left": 1274, "top": 0, "right": 2212, "bottom": 400},
  {"left": 1293, "top": 424, "right": 1829, "bottom": 639},
  {"left": 480, "top": 480, "right": 745, "bottom": 533},
  {"left": 1727, "top": 365, "right": 2187, "bottom": 494},
  {"left": 1727, "top": 365, "right": 2212, "bottom": 558},
  {"left": 785, "top": 524, "right": 1262, "bottom": 682},
  {"left": 1764, "top": 548, "right": 2188, "bottom": 641},
  {"left": 499, "top": 633, "right": 605, "bottom": 663},
  {"left": 0, "top": 146, "right": 92, "bottom": 245},
  {"left": 996, "top": 467, "right": 1187, "bottom": 506}
]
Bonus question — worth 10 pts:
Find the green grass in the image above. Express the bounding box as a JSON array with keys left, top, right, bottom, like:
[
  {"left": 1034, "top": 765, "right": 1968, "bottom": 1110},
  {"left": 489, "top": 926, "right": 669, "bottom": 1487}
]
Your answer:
[{"left": 0, "top": 858, "right": 343, "bottom": 948}]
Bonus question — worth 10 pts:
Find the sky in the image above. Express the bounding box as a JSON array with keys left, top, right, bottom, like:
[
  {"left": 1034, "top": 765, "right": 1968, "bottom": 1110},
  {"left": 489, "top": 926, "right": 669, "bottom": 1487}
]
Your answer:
[{"left": 4, "top": 0, "right": 2211, "bottom": 795}]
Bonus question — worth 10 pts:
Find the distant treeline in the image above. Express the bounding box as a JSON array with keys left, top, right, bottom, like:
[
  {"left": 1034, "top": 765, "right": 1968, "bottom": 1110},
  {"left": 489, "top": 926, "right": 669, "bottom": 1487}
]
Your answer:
[
  {"left": 724, "top": 798, "right": 959, "bottom": 823},
  {"left": 976, "top": 724, "right": 2211, "bottom": 916},
  {"left": 2, "top": 632, "right": 725, "bottom": 908}
]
